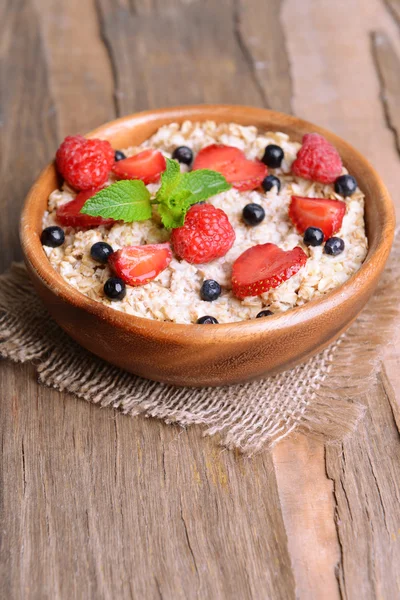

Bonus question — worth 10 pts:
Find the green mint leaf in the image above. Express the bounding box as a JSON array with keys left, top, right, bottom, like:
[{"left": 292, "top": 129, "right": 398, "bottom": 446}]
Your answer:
[
  {"left": 155, "top": 160, "right": 231, "bottom": 228},
  {"left": 81, "top": 180, "right": 152, "bottom": 223},
  {"left": 173, "top": 169, "right": 231, "bottom": 206},
  {"left": 158, "top": 202, "right": 187, "bottom": 229},
  {"left": 156, "top": 158, "right": 181, "bottom": 202}
]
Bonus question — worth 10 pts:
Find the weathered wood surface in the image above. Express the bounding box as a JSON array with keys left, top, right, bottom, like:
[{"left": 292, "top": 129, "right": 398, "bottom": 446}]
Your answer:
[{"left": 1, "top": 0, "right": 400, "bottom": 598}]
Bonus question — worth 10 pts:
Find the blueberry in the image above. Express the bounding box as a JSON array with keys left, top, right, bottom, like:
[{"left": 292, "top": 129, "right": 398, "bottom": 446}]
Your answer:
[
  {"left": 90, "top": 241, "right": 114, "bottom": 264},
  {"left": 256, "top": 310, "right": 274, "bottom": 318},
  {"left": 197, "top": 315, "right": 219, "bottom": 324},
  {"left": 242, "top": 203, "right": 265, "bottom": 226},
  {"left": 104, "top": 277, "right": 126, "bottom": 300},
  {"left": 324, "top": 237, "right": 345, "bottom": 256},
  {"left": 261, "top": 144, "right": 284, "bottom": 169},
  {"left": 303, "top": 227, "right": 324, "bottom": 247},
  {"left": 200, "top": 279, "right": 221, "bottom": 302},
  {"left": 40, "top": 226, "right": 65, "bottom": 248},
  {"left": 334, "top": 174, "right": 357, "bottom": 197},
  {"left": 114, "top": 150, "right": 126, "bottom": 162},
  {"left": 172, "top": 146, "right": 193, "bottom": 166},
  {"left": 262, "top": 175, "right": 281, "bottom": 193}
]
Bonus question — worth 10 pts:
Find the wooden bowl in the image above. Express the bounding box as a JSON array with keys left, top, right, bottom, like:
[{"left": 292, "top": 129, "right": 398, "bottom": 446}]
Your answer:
[{"left": 20, "top": 105, "right": 395, "bottom": 387}]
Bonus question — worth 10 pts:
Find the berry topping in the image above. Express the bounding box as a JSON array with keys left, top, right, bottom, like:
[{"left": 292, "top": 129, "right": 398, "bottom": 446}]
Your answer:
[
  {"left": 262, "top": 175, "right": 281, "bottom": 193},
  {"left": 200, "top": 279, "right": 221, "bottom": 302},
  {"left": 114, "top": 150, "right": 126, "bottom": 162},
  {"left": 291, "top": 133, "right": 342, "bottom": 184},
  {"left": 261, "top": 144, "right": 284, "bottom": 169},
  {"left": 197, "top": 316, "right": 219, "bottom": 324},
  {"left": 171, "top": 204, "right": 235, "bottom": 264},
  {"left": 232, "top": 243, "right": 308, "bottom": 299},
  {"left": 192, "top": 144, "right": 268, "bottom": 192},
  {"left": 324, "top": 237, "right": 345, "bottom": 256},
  {"left": 90, "top": 241, "right": 114, "bottom": 264},
  {"left": 56, "top": 188, "right": 115, "bottom": 228},
  {"left": 104, "top": 277, "right": 126, "bottom": 300},
  {"left": 242, "top": 203, "right": 265, "bottom": 226},
  {"left": 56, "top": 135, "right": 114, "bottom": 191},
  {"left": 112, "top": 149, "right": 166, "bottom": 184},
  {"left": 256, "top": 310, "right": 273, "bottom": 318},
  {"left": 172, "top": 146, "right": 193, "bottom": 165},
  {"left": 40, "top": 226, "right": 65, "bottom": 248},
  {"left": 303, "top": 226, "right": 324, "bottom": 247},
  {"left": 334, "top": 174, "right": 358, "bottom": 197},
  {"left": 289, "top": 196, "right": 346, "bottom": 241},
  {"left": 108, "top": 243, "right": 172, "bottom": 286}
]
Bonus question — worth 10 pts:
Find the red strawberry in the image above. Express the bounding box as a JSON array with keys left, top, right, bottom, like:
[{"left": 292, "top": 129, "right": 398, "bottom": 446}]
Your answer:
[
  {"left": 112, "top": 149, "right": 166, "bottom": 184},
  {"left": 108, "top": 243, "right": 172, "bottom": 286},
  {"left": 192, "top": 144, "right": 267, "bottom": 192},
  {"left": 292, "top": 133, "right": 342, "bottom": 184},
  {"left": 289, "top": 196, "right": 346, "bottom": 240},
  {"left": 232, "top": 243, "right": 308, "bottom": 299},
  {"left": 56, "top": 135, "right": 115, "bottom": 191},
  {"left": 171, "top": 204, "right": 235, "bottom": 264},
  {"left": 56, "top": 188, "right": 115, "bottom": 228}
]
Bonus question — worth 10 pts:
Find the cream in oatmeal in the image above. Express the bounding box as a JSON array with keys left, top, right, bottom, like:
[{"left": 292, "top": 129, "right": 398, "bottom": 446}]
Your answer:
[{"left": 43, "top": 121, "right": 368, "bottom": 324}]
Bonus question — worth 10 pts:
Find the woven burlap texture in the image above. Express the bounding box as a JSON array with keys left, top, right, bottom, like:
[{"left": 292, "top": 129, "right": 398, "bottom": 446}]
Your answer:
[{"left": 0, "top": 233, "right": 398, "bottom": 453}]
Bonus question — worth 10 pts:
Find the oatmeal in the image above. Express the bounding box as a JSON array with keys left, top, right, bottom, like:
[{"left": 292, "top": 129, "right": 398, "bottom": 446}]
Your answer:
[{"left": 42, "top": 121, "right": 368, "bottom": 324}]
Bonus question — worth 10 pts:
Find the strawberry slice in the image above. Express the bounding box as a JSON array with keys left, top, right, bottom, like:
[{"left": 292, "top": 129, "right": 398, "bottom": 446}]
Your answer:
[
  {"left": 108, "top": 243, "right": 172, "bottom": 286},
  {"left": 232, "top": 243, "right": 307, "bottom": 299},
  {"left": 56, "top": 188, "right": 115, "bottom": 228},
  {"left": 289, "top": 196, "right": 346, "bottom": 240},
  {"left": 112, "top": 149, "right": 166, "bottom": 184},
  {"left": 192, "top": 144, "right": 267, "bottom": 192}
]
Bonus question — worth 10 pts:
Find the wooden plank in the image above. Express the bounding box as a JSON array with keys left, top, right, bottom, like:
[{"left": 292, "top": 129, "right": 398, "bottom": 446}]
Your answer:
[
  {"left": 383, "top": 0, "right": 400, "bottom": 25},
  {"left": 273, "top": 438, "right": 341, "bottom": 599},
  {"left": 371, "top": 30, "right": 400, "bottom": 155},
  {"left": 95, "top": 0, "right": 266, "bottom": 114},
  {"left": 0, "top": 0, "right": 58, "bottom": 271},
  {"left": 325, "top": 379, "right": 400, "bottom": 599},
  {"left": 31, "top": 0, "right": 116, "bottom": 136},
  {"left": 236, "top": 0, "right": 292, "bottom": 113}
]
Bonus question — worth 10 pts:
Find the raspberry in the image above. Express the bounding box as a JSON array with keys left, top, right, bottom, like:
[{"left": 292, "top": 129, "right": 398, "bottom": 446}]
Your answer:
[
  {"left": 171, "top": 204, "right": 235, "bottom": 264},
  {"left": 292, "top": 133, "right": 342, "bottom": 184},
  {"left": 56, "top": 135, "right": 115, "bottom": 191}
]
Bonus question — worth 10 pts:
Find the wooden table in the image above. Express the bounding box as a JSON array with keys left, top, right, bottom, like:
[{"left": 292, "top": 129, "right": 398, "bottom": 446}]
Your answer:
[{"left": 1, "top": 1, "right": 400, "bottom": 598}]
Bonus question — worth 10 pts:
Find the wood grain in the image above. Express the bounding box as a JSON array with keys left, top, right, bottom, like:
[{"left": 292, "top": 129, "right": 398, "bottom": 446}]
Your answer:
[
  {"left": 95, "top": 0, "right": 266, "bottom": 113},
  {"left": 273, "top": 437, "right": 341, "bottom": 599},
  {"left": 0, "top": 0, "right": 58, "bottom": 272},
  {"left": 31, "top": 0, "right": 115, "bottom": 136},
  {"left": 2, "top": 0, "right": 400, "bottom": 597},
  {"left": 235, "top": 0, "right": 292, "bottom": 113},
  {"left": 0, "top": 360, "right": 296, "bottom": 599},
  {"left": 371, "top": 30, "right": 400, "bottom": 154},
  {"left": 326, "top": 377, "right": 400, "bottom": 599}
]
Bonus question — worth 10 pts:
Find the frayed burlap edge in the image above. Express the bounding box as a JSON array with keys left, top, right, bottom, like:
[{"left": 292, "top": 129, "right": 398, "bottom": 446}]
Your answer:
[{"left": 0, "top": 232, "right": 398, "bottom": 454}]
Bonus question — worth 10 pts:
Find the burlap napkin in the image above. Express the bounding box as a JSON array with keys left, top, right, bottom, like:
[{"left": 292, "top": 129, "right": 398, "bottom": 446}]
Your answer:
[{"left": 0, "top": 233, "right": 398, "bottom": 453}]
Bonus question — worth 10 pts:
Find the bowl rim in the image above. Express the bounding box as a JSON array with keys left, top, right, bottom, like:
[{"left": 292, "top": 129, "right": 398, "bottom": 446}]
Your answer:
[{"left": 20, "top": 104, "right": 396, "bottom": 343}]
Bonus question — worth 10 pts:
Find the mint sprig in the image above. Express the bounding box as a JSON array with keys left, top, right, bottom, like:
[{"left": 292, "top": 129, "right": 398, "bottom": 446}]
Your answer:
[
  {"left": 80, "top": 157, "right": 231, "bottom": 228},
  {"left": 81, "top": 180, "right": 152, "bottom": 223}
]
